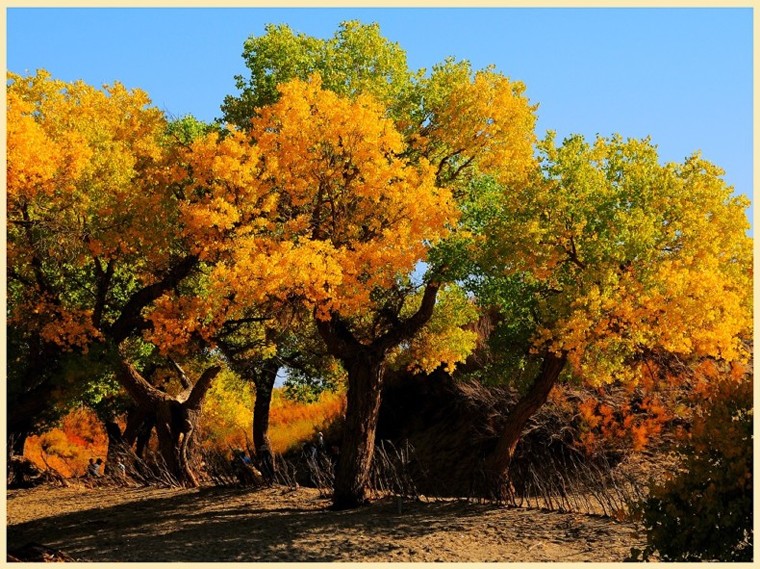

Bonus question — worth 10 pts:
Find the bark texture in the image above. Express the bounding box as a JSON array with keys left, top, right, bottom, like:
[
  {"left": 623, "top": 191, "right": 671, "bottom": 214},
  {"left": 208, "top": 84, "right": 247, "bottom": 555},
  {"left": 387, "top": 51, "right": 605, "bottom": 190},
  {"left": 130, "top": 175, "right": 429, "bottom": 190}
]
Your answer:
[
  {"left": 331, "top": 350, "right": 386, "bottom": 509},
  {"left": 252, "top": 362, "right": 279, "bottom": 479}
]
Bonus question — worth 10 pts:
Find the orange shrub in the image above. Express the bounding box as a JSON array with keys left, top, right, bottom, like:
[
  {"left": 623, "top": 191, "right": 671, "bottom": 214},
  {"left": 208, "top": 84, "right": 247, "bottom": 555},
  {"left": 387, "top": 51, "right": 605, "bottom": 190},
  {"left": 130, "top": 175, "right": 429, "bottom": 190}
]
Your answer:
[
  {"left": 576, "top": 391, "right": 671, "bottom": 455},
  {"left": 25, "top": 407, "right": 108, "bottom": 477}
]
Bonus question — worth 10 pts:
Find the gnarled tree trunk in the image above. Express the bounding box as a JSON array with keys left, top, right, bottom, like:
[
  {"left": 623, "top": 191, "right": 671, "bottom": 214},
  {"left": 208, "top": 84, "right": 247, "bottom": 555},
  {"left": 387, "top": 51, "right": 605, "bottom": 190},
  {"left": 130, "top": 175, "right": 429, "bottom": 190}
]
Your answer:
[
  {"left": 331, "top": 349, "right": 386, "bottom": 509},
  {"left": 115, "top": 359, "right": 221, "bottom": 487},
  {"left": 122, "top": 404, "right": 156, "bottom": 459}
]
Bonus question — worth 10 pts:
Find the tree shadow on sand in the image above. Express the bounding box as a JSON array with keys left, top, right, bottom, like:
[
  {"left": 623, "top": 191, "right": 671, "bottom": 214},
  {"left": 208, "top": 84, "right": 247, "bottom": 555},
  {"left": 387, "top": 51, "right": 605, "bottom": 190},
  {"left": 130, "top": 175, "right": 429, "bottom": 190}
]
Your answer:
[{"left": 7, "top": 486, "right": 497, "bottom": 562}]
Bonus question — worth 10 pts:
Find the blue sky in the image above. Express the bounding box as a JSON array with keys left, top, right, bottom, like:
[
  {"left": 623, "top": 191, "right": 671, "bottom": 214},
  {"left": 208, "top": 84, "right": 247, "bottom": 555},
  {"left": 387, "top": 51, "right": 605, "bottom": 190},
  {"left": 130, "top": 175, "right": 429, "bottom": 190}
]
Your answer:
[{"left": 7, "top": 7, "right": 753, "bottom": 224}]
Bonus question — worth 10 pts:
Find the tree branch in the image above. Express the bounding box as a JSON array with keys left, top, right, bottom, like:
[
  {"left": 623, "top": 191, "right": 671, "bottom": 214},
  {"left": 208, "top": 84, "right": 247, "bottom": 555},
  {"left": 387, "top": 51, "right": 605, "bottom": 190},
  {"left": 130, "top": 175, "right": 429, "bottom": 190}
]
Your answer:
[
  {"left": 561, "top": 234, "right": 586, "bottom": 270},
  {"left": 115, "top": 359, "right": 172, "bottom": 406},
  {"left": 107, "top": 255, "right": 198, "bottom": 344},
  {"left": 184, "top": 365, "right": 222, "bottom": 410},
  {"left": 92, "top": 257, "right": 115, "bottom": 330},
  {"left": 315, "top": 312, "right": 364, "bottom": 359},
  {"left": 376, "top": 281, "right": 440, "bottom": 353},
  {"left": 168, "top": 357, "right": 192, "bottom": 390},
  {"left": 434, "top": 147, "right": 466, "bottom": 183}
]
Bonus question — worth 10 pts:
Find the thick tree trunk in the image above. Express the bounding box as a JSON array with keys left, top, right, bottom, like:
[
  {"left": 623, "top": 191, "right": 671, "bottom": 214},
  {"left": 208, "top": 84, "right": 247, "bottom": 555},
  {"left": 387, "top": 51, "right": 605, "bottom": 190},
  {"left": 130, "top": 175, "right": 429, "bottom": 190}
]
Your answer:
[
  {"left": 252, "top": 363, "right": 279, "bottom": 480},
  {"left": 332, "top": 350, "right": 386, "bottom": 510},
  {"left": 114, "top": 359, "right": 220, "bottom": 487},
  {"left": 104, "top": 421, "right": 127, "bottom": 471},
  {"left": 316, "top": 282, "right": 441, "bottom": 510},
  {"left": 485, "top": 351, "right": 567, "bottom": 500},
  {"left": 151, "top": 400, "right": 201, "bottom": 486},
  {"left": 9, "top": 430, "right": 30, "bottom": 457},
  {"left": 7, "top": 335, "right": 64, "bottom": 458},
  {"left": 154, "top": 410, "right": 182, "bottom": 482},
  {"left": 122, "top": 405, "right": 155, "bottom": 459}
]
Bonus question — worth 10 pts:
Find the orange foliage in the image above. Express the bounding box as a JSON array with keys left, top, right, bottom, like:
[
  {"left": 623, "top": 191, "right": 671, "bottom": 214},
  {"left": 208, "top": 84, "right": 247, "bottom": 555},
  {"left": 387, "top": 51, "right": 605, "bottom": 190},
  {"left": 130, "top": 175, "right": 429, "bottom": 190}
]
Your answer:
[
  {"left": 25, "top": 407, "right": 109, "bottom": 477},
  {"left": 7, "top": 70, "right": 179, "bottom": 351},
  {"left": 576, "top": 391, "right": 670, "bottom": 454},
  {"left": 574, "top": 349, "right": 752, "bottom": 457},
  {"left": 268, "top": 390, "right": 345, "bottom": 454},
  {"left": 147, "top": 75, "right": 459, "bottom": 354}
]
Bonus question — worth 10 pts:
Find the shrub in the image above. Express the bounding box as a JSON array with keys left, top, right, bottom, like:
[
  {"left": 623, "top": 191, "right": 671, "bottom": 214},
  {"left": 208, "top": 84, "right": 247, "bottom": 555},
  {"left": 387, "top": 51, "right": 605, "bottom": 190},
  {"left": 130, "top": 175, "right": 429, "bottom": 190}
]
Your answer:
[
  {"left": 25, "top": 407, "right": 108, "bottom": 477},
  {"left": 632, "top": 374, "right": 752, "bottom": 561},
  {"left": 269, "top": 390, "right": 345, "bottom": 454}
]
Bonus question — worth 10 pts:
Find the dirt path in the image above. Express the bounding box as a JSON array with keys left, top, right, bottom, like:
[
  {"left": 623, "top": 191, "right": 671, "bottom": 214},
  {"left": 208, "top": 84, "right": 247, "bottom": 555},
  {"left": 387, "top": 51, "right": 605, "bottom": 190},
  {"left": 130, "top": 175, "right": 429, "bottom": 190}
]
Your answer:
[{"left": 6, "top": 484, "right": 645, "bottom": 562}]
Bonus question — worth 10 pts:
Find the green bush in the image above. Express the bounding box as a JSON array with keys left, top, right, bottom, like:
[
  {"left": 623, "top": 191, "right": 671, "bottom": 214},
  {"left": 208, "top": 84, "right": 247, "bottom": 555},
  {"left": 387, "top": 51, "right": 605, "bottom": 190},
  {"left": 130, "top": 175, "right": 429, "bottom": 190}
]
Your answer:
[{"left": 632, "top": 376, "right": 752, "bottom": 561}]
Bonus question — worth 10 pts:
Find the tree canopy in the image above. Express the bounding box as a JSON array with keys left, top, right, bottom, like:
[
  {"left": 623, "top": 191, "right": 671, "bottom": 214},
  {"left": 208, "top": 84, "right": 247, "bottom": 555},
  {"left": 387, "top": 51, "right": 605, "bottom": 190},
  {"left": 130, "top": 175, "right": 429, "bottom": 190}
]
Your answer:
[
  {"left": 6, "top": 19, "right": 752, "bottom": 518},
  {"left": 470, "top": 133, "right": 752, "bottom": 385}
]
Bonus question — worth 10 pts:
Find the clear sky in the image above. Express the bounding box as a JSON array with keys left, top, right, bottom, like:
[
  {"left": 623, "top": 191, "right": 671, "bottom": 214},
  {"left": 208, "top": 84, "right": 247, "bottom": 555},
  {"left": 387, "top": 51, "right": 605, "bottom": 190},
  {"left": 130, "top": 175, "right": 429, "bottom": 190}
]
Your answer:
[{"left": 7, "top": 7, "right": 753, "bottom": 224}]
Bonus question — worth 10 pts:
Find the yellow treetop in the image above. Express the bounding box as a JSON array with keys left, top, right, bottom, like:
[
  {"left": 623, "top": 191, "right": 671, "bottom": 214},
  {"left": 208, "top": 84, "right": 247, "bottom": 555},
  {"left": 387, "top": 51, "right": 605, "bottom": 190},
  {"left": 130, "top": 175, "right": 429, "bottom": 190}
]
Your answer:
[
  {"left": 7, "top": 70, "right": 180, "bottom": 349},
  {"left": 483, "top": 134, "right": 752, "bottom": 386},
  {"left": 147, "top": 76, "right": 458, "bottom": 351}
]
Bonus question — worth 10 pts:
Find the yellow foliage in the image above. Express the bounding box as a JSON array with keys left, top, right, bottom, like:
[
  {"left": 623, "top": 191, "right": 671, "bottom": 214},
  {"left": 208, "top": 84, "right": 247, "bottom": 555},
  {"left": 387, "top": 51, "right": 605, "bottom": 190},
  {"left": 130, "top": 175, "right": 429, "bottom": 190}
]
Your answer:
[
  {"left": 197, "top": 368, "right": 345, "bottom": 457},
  {"left": 153, "top": 75, "right": 461, "bottom": 352},
  {"left": 419, "top": 65, "right": 538, "bottom": 187},
  {"left": 268, "top": 390, "right": 345, "bottom": 454},
  {"left": 197, "top": 372, "right": 255, "bottom": 452},
  {"left": 7, "top": 70, "right": 179, "bottom": 350},
  {"left": 486, "top": 133, "right": 752, "bottom": 387},
  {"left": 390, "top": 285, "right": 479, "bottom": 373}
]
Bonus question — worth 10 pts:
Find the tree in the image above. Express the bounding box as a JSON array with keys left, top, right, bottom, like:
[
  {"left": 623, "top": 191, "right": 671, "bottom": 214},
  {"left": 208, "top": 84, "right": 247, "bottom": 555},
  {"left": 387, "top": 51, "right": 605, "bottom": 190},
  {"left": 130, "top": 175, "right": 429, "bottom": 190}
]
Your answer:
[
  {"left": 467, "top": 133, "right": 752, "bottom": 495},
  {"left": 7, "top": 70, "right": 167, "bottom": 447},
  {"left": 221, "top": 20, "right": 417, "bottom": 128},
  {"left": 212, "top": 67, "right": 537, "bottom": 506},
  {"left": 6, "top": 70, "right": 222, "bottom": 484},
  {"left": 113, "top": 352, "right": 221, "bottom": 486},
  {"left": 178, "top": 75, "right": 454, "bottom": 506},
  {"left": 213, "top": 306, "right": 306, "bottom": 478},
  {"left": 216, "top": 21, "right": 537, "bottom": 508}
]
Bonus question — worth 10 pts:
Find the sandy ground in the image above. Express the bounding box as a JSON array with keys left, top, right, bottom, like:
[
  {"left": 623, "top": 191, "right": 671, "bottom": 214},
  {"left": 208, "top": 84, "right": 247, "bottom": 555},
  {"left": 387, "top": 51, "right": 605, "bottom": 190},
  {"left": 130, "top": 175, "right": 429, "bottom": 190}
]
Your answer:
[{"left": 6, "top": 483, "right": 646, "bottom": 562}]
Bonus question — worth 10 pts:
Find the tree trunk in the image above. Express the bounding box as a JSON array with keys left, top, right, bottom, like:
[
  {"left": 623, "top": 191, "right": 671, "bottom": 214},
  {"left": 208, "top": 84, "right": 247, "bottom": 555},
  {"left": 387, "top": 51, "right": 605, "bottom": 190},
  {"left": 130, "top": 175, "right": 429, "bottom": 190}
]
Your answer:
[
  {"left": 154, "top": 408, "right": 182, "bottom": 483},
  {"left": 316, "top": 282, "right": 441, "bottom": 510},
  {"left": 9, "top": 430, "right": 30, "bottom": 457},
  {"left": 252, "top": 362, "right": 279, "bottom": 480},
  {"left": 7, "top": 335, "right": 64, "bottom": 458},
  {"left": 114, "top": 359, "right": 220, "bottom": 487},
  {"left": 485, "top": 351, "right": 567, "bottom": 500},
  {"left": 104, "top": 421, "right": 127, "bottom": 471},
  {"left": 122, "top": 405, "right": 155, "bottom": 459},
  {"left": 331, "top": 350, "right": 386, "bottom": 510}
]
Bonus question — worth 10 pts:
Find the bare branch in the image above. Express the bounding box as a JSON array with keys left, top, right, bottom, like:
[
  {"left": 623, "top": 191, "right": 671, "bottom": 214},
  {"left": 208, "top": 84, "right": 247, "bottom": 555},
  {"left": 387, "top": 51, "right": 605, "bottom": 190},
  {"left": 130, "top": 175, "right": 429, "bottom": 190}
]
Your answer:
[{"left": 168, "top": 357, "right": 192, "bottom": 390}]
